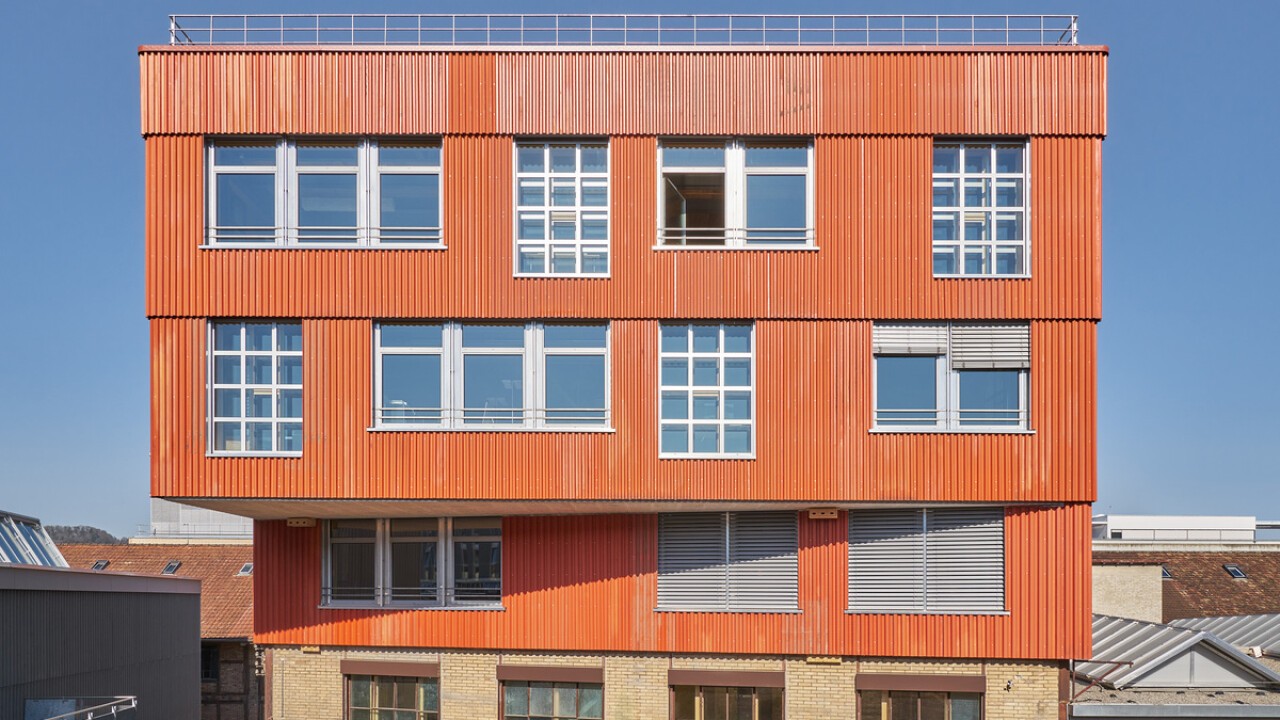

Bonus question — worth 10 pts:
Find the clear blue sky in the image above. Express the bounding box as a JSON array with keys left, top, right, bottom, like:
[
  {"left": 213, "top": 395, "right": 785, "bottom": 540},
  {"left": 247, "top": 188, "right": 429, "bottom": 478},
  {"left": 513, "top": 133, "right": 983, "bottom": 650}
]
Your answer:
[{"left": 1, "top": 1, "right": 1277, "bottom": 538}]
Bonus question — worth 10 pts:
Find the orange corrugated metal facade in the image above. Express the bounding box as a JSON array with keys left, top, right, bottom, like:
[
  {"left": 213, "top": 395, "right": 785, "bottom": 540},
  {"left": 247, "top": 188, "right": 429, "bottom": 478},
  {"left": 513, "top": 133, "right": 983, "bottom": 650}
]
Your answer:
[{"left": 143, "top": 45, "right": 1104, "bottom": 661}]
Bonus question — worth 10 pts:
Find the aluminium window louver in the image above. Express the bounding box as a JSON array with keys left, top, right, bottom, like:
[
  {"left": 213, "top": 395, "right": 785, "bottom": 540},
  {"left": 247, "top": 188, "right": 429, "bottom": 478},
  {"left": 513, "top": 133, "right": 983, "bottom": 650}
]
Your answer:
[
  {"left": 949, "top": 324, "right": 1031, "bottom": 369},
  {"left": 658, "top": 512, "right": 798, "bottom": 612}
]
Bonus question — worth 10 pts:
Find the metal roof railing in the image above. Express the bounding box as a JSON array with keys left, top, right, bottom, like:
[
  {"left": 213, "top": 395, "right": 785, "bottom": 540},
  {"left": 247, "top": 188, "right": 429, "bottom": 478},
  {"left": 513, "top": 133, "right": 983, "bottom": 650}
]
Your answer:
[{"left": 168, "top": 14, "right": 1079, "bottom": 47}]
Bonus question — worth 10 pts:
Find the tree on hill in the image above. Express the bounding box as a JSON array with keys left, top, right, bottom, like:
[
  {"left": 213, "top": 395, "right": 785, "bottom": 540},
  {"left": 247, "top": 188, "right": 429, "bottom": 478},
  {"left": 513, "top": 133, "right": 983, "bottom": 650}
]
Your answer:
[{"left": 45, "top": 525, "right": 125, "bottom": 545}]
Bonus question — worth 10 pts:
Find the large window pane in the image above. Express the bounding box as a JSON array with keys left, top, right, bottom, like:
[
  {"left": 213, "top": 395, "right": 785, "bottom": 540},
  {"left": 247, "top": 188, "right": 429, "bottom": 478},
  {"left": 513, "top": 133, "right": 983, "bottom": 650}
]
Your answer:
[
  {"left": 876, "top": 356, "right": 938, "bottom": 425},
  {"left": 545, "top": 355, "right": 606, "bottom": 425},
  {"left": 663, "top": 173, "right": 726, "bottom": 244},
  {"left": 452, "top": 518, "right": 501, "bottom": 603},
  {"left": 382, "top": 354, "right": 442, "bottom": 424},
  {"left": 380, "top": 174, "right": 439, "bottom": 233},
  {"left": 390, "top": 519, "right": 438, "bottom": 602},
  {"left": 463, "top": 355, "right": 523, "bottom": 424},
  {"left": 745, "top": 175, "right": 807, "bottom": 241},
  {"left": 329, "top": 542, "right": 375, "bottom": 601},
  {"left": 958, "top": 369, "right": 1020, "bottom": 426},
  {"left": 216, "top": 174, "right": 275, "bottom": 238},
  {"left": 297, "top": 174, "right": 358, "bottom": 238}
]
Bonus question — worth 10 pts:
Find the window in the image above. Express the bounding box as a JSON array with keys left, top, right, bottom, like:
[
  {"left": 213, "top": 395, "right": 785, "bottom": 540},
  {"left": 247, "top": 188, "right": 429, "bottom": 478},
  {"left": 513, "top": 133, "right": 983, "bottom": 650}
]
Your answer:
[
  {"left": 1161, "top": 565, "right": 1172, "bottom": 579},
  {"left": 375, "top": 322, "right": 609, "bottom": 430},
  {"left": 515, "top": 141, "right": 610, "bottom": 275},
  {"left": 210, "top": 321, "right": 303, "bottom": 454},
  {"left": 657, "top": 512, "right": 797, "bottom": 612},
  {"left": 873, "top": 323, "right": 1029, "bottom": 431},
  {"left": 323, "top": 517, "right": 502, "bottom": 607},
  {"left": 91, "top": 560, "right": 110, "bottom": 571},
  {"left": 162, "top": 560, "right": 182, "bottom": 575},
  {"left": 1224, "top": 564, "right": 1247, "bottom": 579},
  {"left": 237, "top": 562, "right": 254, "bottom": 576},
  {"left": 660, "top": 139, "right": 813, "bottom": 247},
  {"left": 932, "top": 141, "right": 1028, "bottom": 276},
  {"left": 672, "top": 685, "right": 784, "bottom": 720},
  {"left": 200, "top": 644, "right": 220, "bottom": 683},
  {"left": 860, "top": 690, "right": 982, "bottom": 720},
  {"left": 659, "top": 323, "right": 754, "bottom": 456},
  {"left": 848, "top": 507, "right": 1005, "bottom": 614},
  {"left": 207, "top": 139, "right": 442, "bottom": 247},
  {"left": 503, "top": 681, "right": 603, "bottom": 720},
  {"left": 348, "top": 676, "right": 439, "bottom": 720}
]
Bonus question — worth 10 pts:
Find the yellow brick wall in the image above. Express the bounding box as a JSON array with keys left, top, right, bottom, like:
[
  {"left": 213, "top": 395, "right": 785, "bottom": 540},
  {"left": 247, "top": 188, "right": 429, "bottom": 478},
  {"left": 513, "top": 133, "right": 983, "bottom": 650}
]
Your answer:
[{"left": 267, "top": 647, "right": 1061, "bottom": 720}]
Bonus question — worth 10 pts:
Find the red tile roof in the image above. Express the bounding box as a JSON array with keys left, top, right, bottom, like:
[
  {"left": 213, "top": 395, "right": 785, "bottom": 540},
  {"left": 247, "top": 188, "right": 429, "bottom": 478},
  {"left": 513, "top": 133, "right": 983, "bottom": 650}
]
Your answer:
[
  {"left": 60, "top": 543, "right": 253, "bottom": 640},
  {"left": 1095, "top": 550, "right": 1280, "bottom": 622}
]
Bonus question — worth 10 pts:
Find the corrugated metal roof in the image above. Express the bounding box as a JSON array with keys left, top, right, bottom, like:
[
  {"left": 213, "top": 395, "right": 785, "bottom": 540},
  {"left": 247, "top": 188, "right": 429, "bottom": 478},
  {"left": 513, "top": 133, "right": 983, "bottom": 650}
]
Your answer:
[
  {"left": 1079, "top": 614, "right": 1280, "bottom": 689},
  {"left": 1171, "top": 615, "right": 1280, "bottom": 658}
]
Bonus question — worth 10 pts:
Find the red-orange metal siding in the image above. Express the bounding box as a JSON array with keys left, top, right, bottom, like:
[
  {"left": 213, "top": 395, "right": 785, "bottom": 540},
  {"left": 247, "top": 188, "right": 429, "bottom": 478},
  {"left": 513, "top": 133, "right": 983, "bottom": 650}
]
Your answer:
[
  {"left": 253, "top": 504, "right": 1092, "bottom": 659},
  {"left": 144, "top": 133, "right": 1101, "bottom": 320},
  {"left": 152, "top": 317, "right": 1094, "bottom": 503}
]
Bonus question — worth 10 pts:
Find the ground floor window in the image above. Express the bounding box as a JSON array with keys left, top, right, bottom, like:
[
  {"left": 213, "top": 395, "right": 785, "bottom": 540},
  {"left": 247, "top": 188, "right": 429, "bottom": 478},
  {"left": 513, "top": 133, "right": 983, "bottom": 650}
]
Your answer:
[
  {"left": 672, "top": 685, "right": 783, "bottom": 720},
  {"left": 503, "top": 681, "right": 603, "bottom": 719},
  {"left": 348, "top": 675, "right": 440, "bottom": 720},
  {"left": 859, "top": 690, "right": 981, "bottom": 720},
  {"left": 200, "top": 644, "right": 219, "bottom": 682}
]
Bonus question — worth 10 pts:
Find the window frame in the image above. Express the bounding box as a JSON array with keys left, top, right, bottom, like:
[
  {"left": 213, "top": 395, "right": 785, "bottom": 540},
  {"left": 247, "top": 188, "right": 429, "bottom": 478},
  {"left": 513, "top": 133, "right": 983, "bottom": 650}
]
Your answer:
[
  {"left": 345, "top": 674, "right": 440, "bottom": 720},
  {"left": 658, "top": 323, "right": 757, "bottom": 458},
  {"left": 372, "top": 322, "right": 612, "bottom": 432},
  {"left": 200, "top": 644, "right": 220, "bottom": 683},
  {"left": 670, "top": 684, "right": 785, "bottom": 720},
  {"left": 513, "top": 140, "right": 612, "bottom": 277},
  {"left": 858, "top": 689, "right": 983, "bottom": 720},
  {"left": 205, "top": 137, "right": 444, "bottom": 249},
  {"left": 321, "top": 517, "right": 504, "bottom": 610},
  {"left": 657, "top": 138, "right": 816, "bottom": 249},
  {"left": 871, "top": 324, "right": 1030, "bottom": 434},
  {"left": 501, "top": 680, "right": 605, "bottom": 720},
  {"left": 207, "top": 320, "right": 304, "bottom": 457},
  {"left": 931, "top": 139, "right": 1030, "bottom": 278}
]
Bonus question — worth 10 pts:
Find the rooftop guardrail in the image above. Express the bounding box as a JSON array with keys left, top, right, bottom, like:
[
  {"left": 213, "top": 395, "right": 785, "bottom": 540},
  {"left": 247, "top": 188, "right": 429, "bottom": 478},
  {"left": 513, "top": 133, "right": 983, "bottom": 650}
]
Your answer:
[{"left": 168, "top": 14, "right": 1079, "bottom": 47}]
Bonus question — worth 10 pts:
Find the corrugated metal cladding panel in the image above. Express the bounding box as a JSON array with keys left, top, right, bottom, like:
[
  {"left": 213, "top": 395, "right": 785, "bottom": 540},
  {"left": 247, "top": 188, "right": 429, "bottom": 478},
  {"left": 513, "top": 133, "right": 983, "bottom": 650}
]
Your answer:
[
  {"left": 252, "top": 504, "right": 1092, "bottom": 659},
  {"left": 145, "top": 134, "right": 1100, "bottom": 320},
  {"left": 140, "top": 49, "right": 1105, "bottom": 136},
  {"left": 152, "top": 317, "right": 1094, "bottom": 503}
]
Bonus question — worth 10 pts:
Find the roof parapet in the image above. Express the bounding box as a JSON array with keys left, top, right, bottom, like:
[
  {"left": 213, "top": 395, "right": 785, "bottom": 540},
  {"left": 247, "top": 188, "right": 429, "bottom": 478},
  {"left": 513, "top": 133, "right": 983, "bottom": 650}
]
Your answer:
[{"left": 169, "top": 14, "right": 1079, "bottom": 48}]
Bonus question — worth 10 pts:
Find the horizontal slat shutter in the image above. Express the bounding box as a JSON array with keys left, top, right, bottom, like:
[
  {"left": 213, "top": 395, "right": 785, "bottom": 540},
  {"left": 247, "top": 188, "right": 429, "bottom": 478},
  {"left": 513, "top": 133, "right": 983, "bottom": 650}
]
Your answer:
[
  {"left": 872, "top": 324, "right": 948, "bottom": 355},
  {"left": 657, "top": 513, "right": 727, "bottom": 611},
  {"left": 924, "top": 507, "right": 1005, "bottom": 613},
  {"left": 848, "top": 509, "right": 925, "bottom": 612},
  {"left": 727, "top": 512, "right": 798, "bottom": 611},
  {"left": 950, "top": 324, "right": 1030, "bottom": 369}
]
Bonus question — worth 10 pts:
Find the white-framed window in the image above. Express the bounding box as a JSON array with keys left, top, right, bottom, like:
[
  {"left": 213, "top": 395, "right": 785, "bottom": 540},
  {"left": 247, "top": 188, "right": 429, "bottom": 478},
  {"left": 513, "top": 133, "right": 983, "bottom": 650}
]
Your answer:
[
  {"left": 657, "top": 511, "right": 798, "bottom": 612},
  {"left": 659, "top": 323, "right": 754, "bottom": 457},
  {"left": 322, "top": 517, "right": 502, "bottom": 608},
  {"left": 209, "top": 321, "right": 303, "bottom": 455},
  {"left": 374, "top": 322, "right": 609, "bottom": 430},
  {"left": 932, "top": 141, "right": 1028, "bottom": 276},
  {"left": 848, "top": 507, "right": 1005, "bottom": 614},
  {"left": 514, "top": 141, "right": 610, "bottom": 276},
  {"left": 659, "top": 139, "right": 814, "bottom": 247},
  {"left": 206, "top": 138, "right": 442, "bottom": 247},
  {"left": 872, "top": 323, "right": 1029, "bottom": 432}
]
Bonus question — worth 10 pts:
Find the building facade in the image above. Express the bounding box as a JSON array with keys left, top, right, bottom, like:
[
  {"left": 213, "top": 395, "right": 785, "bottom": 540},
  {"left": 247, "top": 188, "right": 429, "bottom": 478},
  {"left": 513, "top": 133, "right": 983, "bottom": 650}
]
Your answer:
[{"left": 144, "top": 14, "right": 1105, "bottom": 720}]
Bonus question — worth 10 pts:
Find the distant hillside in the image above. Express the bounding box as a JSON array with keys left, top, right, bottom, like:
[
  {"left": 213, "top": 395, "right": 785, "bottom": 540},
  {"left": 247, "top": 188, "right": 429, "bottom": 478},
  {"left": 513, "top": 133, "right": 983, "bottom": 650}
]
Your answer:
[{"left": 46, "top": 525, "right": 126, "bottom": 545}]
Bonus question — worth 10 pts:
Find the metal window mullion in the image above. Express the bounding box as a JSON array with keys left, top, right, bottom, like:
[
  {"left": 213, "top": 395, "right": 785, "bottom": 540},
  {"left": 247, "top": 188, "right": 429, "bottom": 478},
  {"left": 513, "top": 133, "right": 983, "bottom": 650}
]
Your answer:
[
  {"left": 722, "top": 511, "right": 732, "bottom": 610},
  {"left": 281, "top": 140, "right": 295, "bottom": 245},
  {"left": 529, "top": 323, "right": 543, "bottom": 428},
  {"left": 727, "top": 141, "right": 746, "bottom": 247},
  {"left": 365, "top": 141, "right": 378, "bottom": 246},
  {"left": 445, "top": 323, "right": 461, "bottom": 428},
  {"left": 377, "top": 518, "right": 389, "bottom": 606},
  {"left": 437, "top": 517, "right": 449, "bottom": 605}
]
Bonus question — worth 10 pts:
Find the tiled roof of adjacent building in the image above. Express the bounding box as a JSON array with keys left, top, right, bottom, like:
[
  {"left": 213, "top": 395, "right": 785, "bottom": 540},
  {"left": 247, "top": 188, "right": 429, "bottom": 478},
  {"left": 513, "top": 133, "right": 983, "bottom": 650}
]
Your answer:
[
  {"left": 1094, "top": 549, "right": 1280, "bottom": 622},
  {"left": 60, "top": 543, "right": 252, "bottom": 640}
]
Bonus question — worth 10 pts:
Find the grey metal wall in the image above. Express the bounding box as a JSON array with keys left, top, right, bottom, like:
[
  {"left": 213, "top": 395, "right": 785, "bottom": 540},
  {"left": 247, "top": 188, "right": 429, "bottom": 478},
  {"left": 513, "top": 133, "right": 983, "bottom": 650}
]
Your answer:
[{"left": 0, "top": 567, "right": 200, "bottom": 720}]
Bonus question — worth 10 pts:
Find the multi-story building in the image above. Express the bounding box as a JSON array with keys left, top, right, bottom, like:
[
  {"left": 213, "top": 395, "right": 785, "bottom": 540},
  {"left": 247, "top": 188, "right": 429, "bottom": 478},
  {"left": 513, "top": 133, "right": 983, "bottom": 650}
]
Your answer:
[{"left": 144, "top": 14, "right": 1105, "bottom": 720}]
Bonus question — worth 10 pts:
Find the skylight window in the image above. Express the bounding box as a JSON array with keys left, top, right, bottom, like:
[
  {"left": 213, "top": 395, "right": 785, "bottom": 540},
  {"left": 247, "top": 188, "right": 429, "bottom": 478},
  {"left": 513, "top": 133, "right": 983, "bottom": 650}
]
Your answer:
[
  {"left": 162, "top": 560, "right": 182, "bottom": 575},
  {"left": 1160, "top": 565, "right": 1172, "bottom": 579},
  {"left": 1224, "top": 564, "right": 1247, "bottom": 579},
  {"left": 237, "top": 562, "right": 253, "bottom": 576},
  {"left": 91, "top": 560, "right": 110, "bottom": 571}
]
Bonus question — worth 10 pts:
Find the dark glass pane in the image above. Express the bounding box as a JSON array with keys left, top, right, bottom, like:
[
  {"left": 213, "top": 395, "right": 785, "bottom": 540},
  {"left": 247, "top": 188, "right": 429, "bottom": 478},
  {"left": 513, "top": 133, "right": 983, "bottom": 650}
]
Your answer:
[
  {"left": 214, "top": 356, "right": 241, "bottom": 384},
  {"left": 758, "top": 687, "right": 784, "bottom": 720},
  {"left": 727, "top": 687, "right": 753, "bottom": 720},
  {"left": 745, "top": 175, "right": 806, "bottom": 241},
  {"left": 213, "top": 422, "right": 241, "bottom": 451},
  {"left": 380, "top": 174, "right": 439, "bottom": 230},
  {"left": 745, "top": 144, "right": 807, "bottom": 167},
  {"left": 330, "top": 519, "right": 377, "bottom": 539},
  {"left": 518, "top": 146, "right": 545, "bottom": 173},
  {"left": 214, "top": 389, "right": 241, "bottom": 418},
  {"left": 704, "top": 687, "right": 728, "bottom": 720},
  {"left": 214, "top": 144, "right": 275, "bottom": 166},
  {"left": 950, "top": 693, "right": 982, "bottom": 720},
  {"left": 543, "top": 324, "right": 607, "bottom": 348},
  {"left": 278, "top": 389, "right": 302, "bottom": 418},
  {"left": 932, "top": 146, "right": 959, "bottom": 173},
  {"left": 876, "top": 356, "right": 938, "bottom": 425},
  {"left": 421, "top": 679, "right": 440, "bottom": 711},
  {"left": 246, "top": 388, "right": 272, "bottom": 417},
  {"left": 349, "top": 676, "right": 372, "bottom": 708},
  {"left": 663, "top": 173, "right": 725, "bottom": 244},
  {"left": 394, "top": 679, "right": 417, "bottom": 709},
  {"left": 277, "top": 323, "right": 302, "bottom": 351},
  {"left": 214, "top": 324, "right": 241, "bottom": 351},
  {"left": 964, "top": 146, "right": 991, "bottom": 173},
  {"left": 216, "top": 174, "right": 275, "bottom": 232},
  {"left": 545, "top": 355, "right": 606, "bottom": 425},
  {"left": 958, "top": 370, "right": 1021, "bottom": 426},
  {"left": 550, "top": 146, "right": 576, "bottom": 173},
  {"left": 505, "top": 682, "right": 529, "bottom": 715},
  {"left": 391, "top": 539, "right": 438, "bottom": 602},
  {"left": 277, "top": 423, "right": 302, "bottom": 452},
  {"left": 330, "top": 542, "right": 375, "bottom": 600},
  {"left": 461, "top": 325, "right": 525, "bottom": 348},
  {"left": 664, "top": 145, "right": 724, "bottom": 166},
  {"left": 297, "top": 174, "right": 358, "bottom": 233},
  {"left": 278, "top": 356, "right": 302, "bottom": 385},
  {"left": 296, "top": 145, "right": 357, "bottom": 166},
  {"left": 247, "top": 356, "right": 272, "bottom": 384},
  {"left": 672, "top": 686, "right": 697, "bottom": 720},
  {"left": 920, "top": 693, "right": 946, "bottom": 720},
  {"left": 578, "top": 685, "right": 602, "bottom": 719},
  {"left": 247, "top": 324, "right": 273, "bottom": 351},
  {"left": 381, "top": 324, "right": 443, "bottom": 348},
  {"left": 891, "top": 691, "right": 920, "bottom": 720},
  {"left": 860, "top": 691, "right": 883, "bottom": 720},
  {"left": 463, "top": 355, "right": 524, "bottom": 424},
  {"left": 995, "top": 145, "right": 1023, "bottom": 173},
  {"left": 380, "top": 145, "right": 441, "bottom": 166},
  {"left": 381, "top": 354, "right": 442, "bottom": 423},
  {"left": 246, "top": 422, "right": 272, "bottom": 451}
]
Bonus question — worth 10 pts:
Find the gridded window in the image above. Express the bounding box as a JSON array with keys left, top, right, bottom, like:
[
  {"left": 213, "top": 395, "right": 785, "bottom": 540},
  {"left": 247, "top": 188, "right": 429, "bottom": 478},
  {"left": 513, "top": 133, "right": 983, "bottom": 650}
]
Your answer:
[
  {"left": 503, "top": 681, "right": 603, "bottom": 720},
  {"left": 848, "top": 507, "right": 1005, "bottom": 614},
  {"left": 209, "top": 321, "right": 302, "bottom": 454},
  {"left": 348, "top": 675, "right": 439, "bottom": 720},
  {"left": 859, "top": 690, "right": 982, "bottom": 720},
  {"left": 375, "top": 322, "right": 609, "bottom": 429},
  {"left": 873, "top": 323, "right": 1029, "bottom": 431},
  {"left": 515, "top": 142, "right": 610, "bottom": 275},
  {"left": 657, "top": 512, "right": 798, "bottom": 612},
  {"left": 200, "top": 644, "right": 220, "bottom": 683},
  {"left": 323, "top": 518, "right": 501, "bottom": 607},
  {"left": 659, "top": 323, "right": 754, "bottom": 456},
  {"left": 207, "top": 138, "right": 441, "bottom": 247},
  {"left": 672, "top": 685, "right": 783, "bottom": 720},
  {"left": 932, "top": 141, "right": 1028, "bottom": 276},
  {"left": 660, "top": 139, "right": 813, "bottom": 247},
  {"left": 0, "top": 513, "right": 65, "bottom": 567}
]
